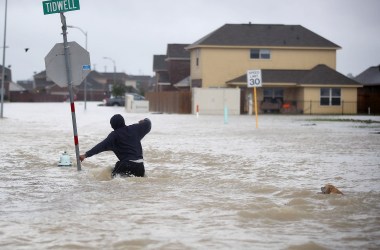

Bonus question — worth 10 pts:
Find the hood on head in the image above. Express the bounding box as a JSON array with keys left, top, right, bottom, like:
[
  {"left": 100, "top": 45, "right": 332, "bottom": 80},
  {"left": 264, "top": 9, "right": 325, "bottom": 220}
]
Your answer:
[{"left": 110, "top": 114, "right": 125, "bottom": 130}]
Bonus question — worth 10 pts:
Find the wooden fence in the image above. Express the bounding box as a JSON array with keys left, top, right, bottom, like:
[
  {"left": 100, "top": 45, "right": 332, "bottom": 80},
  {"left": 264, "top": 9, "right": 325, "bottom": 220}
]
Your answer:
[{"left": 145, "top": 91, "right": 191, "bottom": 114}]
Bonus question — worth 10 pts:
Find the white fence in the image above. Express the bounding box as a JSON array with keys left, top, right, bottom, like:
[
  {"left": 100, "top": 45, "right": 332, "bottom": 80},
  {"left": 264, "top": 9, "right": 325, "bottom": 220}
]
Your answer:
[
  {"left": 192, "top": 88, "right": 240, "bottom": 115},
  {"left": 125, "top": 94, "right": 149, "bottom": 113}
]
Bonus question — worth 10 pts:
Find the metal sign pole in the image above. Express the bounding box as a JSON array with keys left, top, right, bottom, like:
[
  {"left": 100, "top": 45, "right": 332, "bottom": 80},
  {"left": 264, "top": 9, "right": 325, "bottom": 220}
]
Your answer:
[
  {"left": 60, "top": 12, "right": 81, "bottom": 171},
  {"left": 0, "top": 0, "right": 8, "bottom": 119},
  {"left": 253, "top": 87, "right": 258, "bottom": 128}
]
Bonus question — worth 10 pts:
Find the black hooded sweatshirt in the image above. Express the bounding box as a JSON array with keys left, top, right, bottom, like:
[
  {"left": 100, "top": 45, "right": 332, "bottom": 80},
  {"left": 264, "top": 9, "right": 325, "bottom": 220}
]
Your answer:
[{"left": 85, "top": 114, "right": 151, "bottom": 161}]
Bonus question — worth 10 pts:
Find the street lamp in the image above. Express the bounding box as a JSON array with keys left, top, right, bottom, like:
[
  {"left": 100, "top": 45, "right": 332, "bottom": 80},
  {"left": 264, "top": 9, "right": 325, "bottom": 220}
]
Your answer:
[
  {"left": 67, "top": 25, "right": 88, "bottom": 110},
  {"left": 103, "top": 56, "right": 116, "bottom": 86},
  {"left": 1, "top": 0, "right": 8, "bottom": 118}
]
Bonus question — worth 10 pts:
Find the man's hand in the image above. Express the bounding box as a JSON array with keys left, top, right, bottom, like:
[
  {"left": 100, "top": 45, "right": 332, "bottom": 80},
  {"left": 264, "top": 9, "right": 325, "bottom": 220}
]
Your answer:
[{"left": 79, "top": 154, "right": 86, "bottom": 162}]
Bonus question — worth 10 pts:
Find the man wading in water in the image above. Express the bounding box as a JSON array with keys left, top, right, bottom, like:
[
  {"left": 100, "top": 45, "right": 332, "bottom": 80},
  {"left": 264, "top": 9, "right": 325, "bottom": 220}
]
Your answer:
[{"left": 80, "top": 114, "right": 151, "bottom": 177}]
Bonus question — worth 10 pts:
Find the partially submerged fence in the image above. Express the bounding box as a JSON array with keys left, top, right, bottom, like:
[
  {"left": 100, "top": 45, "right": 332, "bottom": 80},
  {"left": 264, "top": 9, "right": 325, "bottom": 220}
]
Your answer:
[{"left": 146, "top": 91, "right": 191, "bottom": 114}]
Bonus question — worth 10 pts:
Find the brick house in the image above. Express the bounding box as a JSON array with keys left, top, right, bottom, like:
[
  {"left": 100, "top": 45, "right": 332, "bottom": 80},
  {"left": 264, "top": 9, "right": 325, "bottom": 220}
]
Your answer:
[{"left": 153, "top": 44, "right": 190, "bottom": 91}]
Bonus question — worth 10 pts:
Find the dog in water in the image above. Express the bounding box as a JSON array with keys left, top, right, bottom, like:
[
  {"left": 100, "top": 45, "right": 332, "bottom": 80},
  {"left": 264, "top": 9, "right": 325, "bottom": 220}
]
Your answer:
[{"left": 321, "top": 184, "right": 344, "bottom": 195}]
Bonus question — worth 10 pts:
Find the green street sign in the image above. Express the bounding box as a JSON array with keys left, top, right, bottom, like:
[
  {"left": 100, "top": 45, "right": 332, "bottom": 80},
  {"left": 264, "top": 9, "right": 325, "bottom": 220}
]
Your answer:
[{"left": 42, "top": 0, "right": 80, "bottom": 15}]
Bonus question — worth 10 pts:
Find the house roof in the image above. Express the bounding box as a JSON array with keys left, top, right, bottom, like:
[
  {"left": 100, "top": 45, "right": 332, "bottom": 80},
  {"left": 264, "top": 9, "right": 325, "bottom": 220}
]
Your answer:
[
  {"left": 100, "top": 72, "right": 129, "bottom": 81},
  {"left": 9, "top": 82, "right": 26, "bottom": 91},
  {"left": 300, "top": 65, "right": 359, "bottom": 85},
  {"left": 354, "top": 65, "right": 380, "bottom": 86},
  {"left": 32, "top": 70, "right": 111, "bottom": 92},
  {"left": 188, "top": 23, "right": 340, "bottom": 49},
  {"left": 153, "top": 55, "right": 167, "bottom": 71},
  {"left": 79, "top": 71, "right": 109, "bottom": 91},
  {"left": 33, "top": 70, "right": 55, "bottom": 90},
  {"left": 174, "top": 76, "right": 190, "bottom": 88},
  {"left": 227, "top": 64, "right": 361, "bottom": 86},
  {"left": 126, "top": 75, "right": 153, "bottom": 82},
  {"left": 166, "top": 44, "right": 190, "bottom": 59}
]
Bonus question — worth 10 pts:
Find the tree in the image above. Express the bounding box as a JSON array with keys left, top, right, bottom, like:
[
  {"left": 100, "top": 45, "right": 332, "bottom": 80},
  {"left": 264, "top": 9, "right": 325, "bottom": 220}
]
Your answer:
[{"left": 112, "top": 83, "right": 126, "bottom": 97}]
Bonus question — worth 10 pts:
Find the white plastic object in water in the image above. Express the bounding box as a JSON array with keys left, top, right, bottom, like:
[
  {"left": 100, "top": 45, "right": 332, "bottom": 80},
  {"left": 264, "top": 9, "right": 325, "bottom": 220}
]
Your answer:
[{"left": 58, "top": 151, "right": 72, "bottom": 167}]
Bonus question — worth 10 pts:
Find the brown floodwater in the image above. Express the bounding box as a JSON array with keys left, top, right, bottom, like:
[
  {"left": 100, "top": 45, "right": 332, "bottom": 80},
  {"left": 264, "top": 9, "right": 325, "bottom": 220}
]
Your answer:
[{"left": 1, "top": 102, "right": 379, "bottom": 249}]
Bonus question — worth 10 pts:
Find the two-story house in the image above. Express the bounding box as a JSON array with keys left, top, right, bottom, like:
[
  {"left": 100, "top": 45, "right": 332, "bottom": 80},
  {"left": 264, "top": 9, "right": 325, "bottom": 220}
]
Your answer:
[
  {"left": 186, "top": 23, "right": 362, "bottom": 114},
  {"left": 153, "top": 44, "right": 190, "bottom": 91}
]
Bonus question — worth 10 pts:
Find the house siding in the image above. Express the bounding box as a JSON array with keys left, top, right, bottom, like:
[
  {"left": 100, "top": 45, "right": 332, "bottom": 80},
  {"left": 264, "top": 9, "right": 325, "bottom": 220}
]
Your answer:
[
  {"left": 191, "top": 47, "right": 337, "bottom": 88},
  {"left": 302, "top": 87, "right": 358, "bottom": 114}
]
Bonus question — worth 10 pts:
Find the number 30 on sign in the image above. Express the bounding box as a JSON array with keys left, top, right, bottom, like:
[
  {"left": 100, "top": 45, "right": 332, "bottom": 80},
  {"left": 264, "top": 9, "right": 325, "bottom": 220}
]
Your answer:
[{"left": 247, "top": 70, "right": 262, "bottom": 88}]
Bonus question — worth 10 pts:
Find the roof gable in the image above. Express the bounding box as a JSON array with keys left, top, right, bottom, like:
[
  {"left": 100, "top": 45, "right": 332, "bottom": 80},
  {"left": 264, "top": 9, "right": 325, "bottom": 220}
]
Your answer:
[{"left": 189, "top": 23, "right": 340, "bottom": 49}]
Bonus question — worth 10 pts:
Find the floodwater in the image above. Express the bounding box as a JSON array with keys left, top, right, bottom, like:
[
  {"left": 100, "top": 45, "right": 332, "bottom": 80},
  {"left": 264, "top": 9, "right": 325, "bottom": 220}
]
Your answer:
[{"left": 0, "top": 102, "right": 379, "bottom": 250}]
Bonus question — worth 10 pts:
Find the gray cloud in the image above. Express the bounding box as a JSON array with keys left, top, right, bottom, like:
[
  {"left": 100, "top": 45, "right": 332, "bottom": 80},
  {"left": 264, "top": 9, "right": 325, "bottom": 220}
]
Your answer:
[{"left": 2, "top": 0, "right": 379, "bottom": 81}]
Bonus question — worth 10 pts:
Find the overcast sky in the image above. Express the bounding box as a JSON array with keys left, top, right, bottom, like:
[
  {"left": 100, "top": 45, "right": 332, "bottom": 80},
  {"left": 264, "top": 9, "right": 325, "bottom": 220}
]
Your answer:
[{"left": 1, "top": 0, "right": 379, "bottom": 82}]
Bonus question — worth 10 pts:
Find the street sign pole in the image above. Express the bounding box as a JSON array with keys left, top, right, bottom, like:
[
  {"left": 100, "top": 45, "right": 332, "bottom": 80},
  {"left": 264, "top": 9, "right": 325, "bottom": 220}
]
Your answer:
[
  {"left": 0, "top": 0, "right": 8, "bottom": 119},
  {"left": 253, "top": 87, "right": 258, "bottom": 128},
  {"left": 60, "top": 13, "right": 81, "bottom": 171}
]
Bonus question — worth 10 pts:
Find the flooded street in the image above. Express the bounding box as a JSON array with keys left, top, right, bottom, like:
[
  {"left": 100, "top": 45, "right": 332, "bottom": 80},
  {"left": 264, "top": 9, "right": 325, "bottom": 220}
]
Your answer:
[{"left": 1, "top": 102, "right": 379, "bottom": 249}]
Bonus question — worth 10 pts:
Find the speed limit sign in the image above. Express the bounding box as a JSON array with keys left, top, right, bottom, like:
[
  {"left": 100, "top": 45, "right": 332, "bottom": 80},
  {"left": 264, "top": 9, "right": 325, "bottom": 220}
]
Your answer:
[{"left": 247, "top": 70, "right": 262, "bottom": 88}]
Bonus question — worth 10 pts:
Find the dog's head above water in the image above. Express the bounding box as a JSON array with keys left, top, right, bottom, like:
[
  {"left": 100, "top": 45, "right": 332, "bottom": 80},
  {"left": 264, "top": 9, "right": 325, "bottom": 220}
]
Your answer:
[{"left": 321, "top": 184, "right": 344, "bottom": 195}]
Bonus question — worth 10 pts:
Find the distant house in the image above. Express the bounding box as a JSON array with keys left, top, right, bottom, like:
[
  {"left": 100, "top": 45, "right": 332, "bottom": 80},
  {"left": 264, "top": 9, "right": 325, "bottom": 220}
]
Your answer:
[
  {"left": 355, "top": 65, "right": 380, "bottom": 114},
  {"left": 10, "top": 70, "right": 110, "bottom": 102},
  {"left": 101, "top": 72, "right": 127, "bottom": 85},
  {"left": 186, "top": 23, "right": 362, "bottom": 114},
  {"left": 125, "top": 75, "right": 154, "bottom": 95},
  {"left": 0, "top": 65, "right": 12, "bottom": 100},
  {"left": 153, "top": 44, "right": 190, "bottom": 91},
  {"left": 10, "top": 70, "right": 153, "bottom": 102}
]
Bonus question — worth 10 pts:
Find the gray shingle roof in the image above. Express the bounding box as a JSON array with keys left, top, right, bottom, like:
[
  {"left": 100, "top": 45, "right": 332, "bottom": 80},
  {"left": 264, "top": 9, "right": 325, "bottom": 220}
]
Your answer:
[
  {"left": 153, "top": 55, "right": 167, "bottom": 71},
  {"left": 189, "top": 23, "right": 340, "bottom": 48},
  {"left": 227, "top": 64, "right": 360, "bottom": 86},
  {"left": 354, "top": 65, "right": 380, "bottom": 86},
  {"left": 166, "top": 44, "right": 190, "bottom": 59},
  {"left": 300, "top": 65, "right": 359, "bottom": 85}
]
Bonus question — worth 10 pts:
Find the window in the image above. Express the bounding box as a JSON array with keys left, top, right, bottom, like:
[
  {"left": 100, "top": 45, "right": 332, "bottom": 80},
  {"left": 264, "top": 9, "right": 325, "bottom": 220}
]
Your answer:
[
  {"left": 195, "top": 49, "right": 200, "bottom": 66},
  {"left": 263, "top": 88, "right": 284, "bottom": 102},
  {"left": 250, "top": 49, "right": 271, "bottom": 59},
  {"left": 320, "top": 88, "right": 341, "bottom": 106},
  {"left": 250, "top": 49, "right": 260, "bottom": 59}
]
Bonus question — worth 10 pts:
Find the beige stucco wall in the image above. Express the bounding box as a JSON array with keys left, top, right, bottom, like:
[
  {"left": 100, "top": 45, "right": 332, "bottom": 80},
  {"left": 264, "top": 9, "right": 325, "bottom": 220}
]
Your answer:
[
  {"left": 301, "top": 87, "right": 358, "bottom": 114},
  {"left": 190, "top": 47, "right": 337, "bottom": 88}
]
